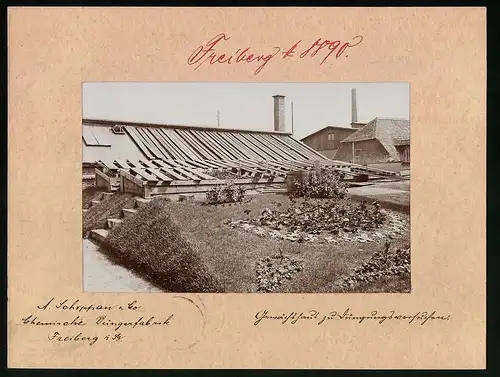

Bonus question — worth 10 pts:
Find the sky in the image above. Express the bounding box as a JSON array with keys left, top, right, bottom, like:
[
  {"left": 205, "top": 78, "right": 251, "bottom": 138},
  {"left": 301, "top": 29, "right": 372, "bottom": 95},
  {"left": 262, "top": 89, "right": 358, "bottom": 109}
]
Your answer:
[{"left": 83, "top": 82, "right": 410, "bottom": 140}]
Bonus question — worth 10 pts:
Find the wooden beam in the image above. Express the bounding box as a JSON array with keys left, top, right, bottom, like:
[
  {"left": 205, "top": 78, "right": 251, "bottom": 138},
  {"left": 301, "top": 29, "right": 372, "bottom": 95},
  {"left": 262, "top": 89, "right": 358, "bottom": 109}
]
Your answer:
[
  {"left": 161, "top": 129, "right": 199, "bottom": 160},
  {"left": 164, "top": 160, "right": 217, "bottom": 180},
  {"left": 247, "top": 133, "right": 286, "bottom": 161},
  {"left": 272, "top": 135, "right": 311, "bottom": 160},
  {"left": 159, "top": 160, "right": 204, "bottom": 181},
  {"left": 142, "top": 167, "right": 173, "bottom": 182},
  {"left": 145, "top": 179, "right": 285, "bottom": 196},
  {"left": 176, "top": 129, "right": 219, "bottom": 160},
  {"left": 98, "top": 158, "right": 117, "bottom": 170},
  {"left": 211, "top": 131, "right": 250, "bottom": 159},
  {"left": 194, "top": 130, "right": 231, "bottom": 160},
  {"left": 260, "top": 134, "right": 301, "bottom": 161},
  {"left": 150, "top": 160, "right": 190, "bottom": 180},
  {"left": 120, "top": 169, "right": 145, "bottom": 186},
  {"left": 237, "top": 133, "right": 276, "bottom": 161},
  {"left": 135, "top": 127, "right": 164, "bottom": 159},
  {"left": 222, "top": 133, "right": 260, "bottom": 160},
  {"left": 125, "top": 126, "right": 155, "bottom": 159},
  {"left": 156, "top": 129, "right": 186, "bottom": 160},
  {"left": 143, "top": 128, "right": 177, "bottom": 160},
  {"left": 113, "top": 159, "right": 130, "bottom": 169},
  {"left": 130, "top": 168, "right": 160, "bottom": 182},
  {"left": 230, "top": 133, "right": 267, "bottom": 161}
]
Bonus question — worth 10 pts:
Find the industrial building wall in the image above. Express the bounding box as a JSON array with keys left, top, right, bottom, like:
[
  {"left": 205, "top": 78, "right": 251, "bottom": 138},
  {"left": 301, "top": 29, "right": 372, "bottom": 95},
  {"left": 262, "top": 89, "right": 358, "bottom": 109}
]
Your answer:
[
  {"left": 301, "top": 128, "right": 355, "bottom": 152},
  {"left": 397, "top": 145, "right": 410, "bottom": 163},
  {"left": 317, "top": 149, "right": 338, "bottom": 159},
  {"left": 335, "top": 139, "right": 391, "bottom": 165}
]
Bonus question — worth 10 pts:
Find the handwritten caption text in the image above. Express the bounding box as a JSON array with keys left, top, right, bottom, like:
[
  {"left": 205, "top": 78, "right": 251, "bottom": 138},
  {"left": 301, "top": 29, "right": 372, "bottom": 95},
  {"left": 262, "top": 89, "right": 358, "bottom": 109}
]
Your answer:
[
  {"left": 188, "top": 33, "right": 364, "bottom": 75},
  {"left": 254, "top": 309, "right": 451, "bottom": 326},
  {"left": 19, "top": 297, "right": 174, "bottom": 347}
]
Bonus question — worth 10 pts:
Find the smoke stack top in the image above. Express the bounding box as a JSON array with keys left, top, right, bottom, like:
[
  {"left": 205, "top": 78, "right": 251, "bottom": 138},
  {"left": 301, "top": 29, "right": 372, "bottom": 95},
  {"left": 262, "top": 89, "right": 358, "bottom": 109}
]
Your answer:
[
  {"left": 273, "top": 95, "right": 286, "bottom": 132},
  {"left": 351, "top": 88, "right": 358, "bottom": 124}
]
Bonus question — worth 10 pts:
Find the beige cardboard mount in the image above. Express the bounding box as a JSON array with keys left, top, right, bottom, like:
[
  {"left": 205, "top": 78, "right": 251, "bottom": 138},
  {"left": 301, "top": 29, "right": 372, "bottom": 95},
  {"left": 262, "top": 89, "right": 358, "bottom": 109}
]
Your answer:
[{"left": 7, "top": 7, "right": 486, "bottom": 369}]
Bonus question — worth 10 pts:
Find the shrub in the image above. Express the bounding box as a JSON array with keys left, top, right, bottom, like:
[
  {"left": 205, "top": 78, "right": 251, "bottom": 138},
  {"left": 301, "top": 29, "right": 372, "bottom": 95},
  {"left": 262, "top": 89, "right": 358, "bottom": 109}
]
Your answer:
[
  {"left": 206, "top": 186, "right": 222, "bottom": 204},
  {"left": 236, "top": 186, "right": 246, "bottom": 202},
  {"left": 222, "top": 184, "right": 236, "bottom": 203},
  {"left": 336, "top": 242, "right": 411, "bottom": 290},
  {"left": 290, "top": 168, "right": 348, "bottom": 199},
  {"left": 205, "top": 182, "right": 246, "bottom": 205}
]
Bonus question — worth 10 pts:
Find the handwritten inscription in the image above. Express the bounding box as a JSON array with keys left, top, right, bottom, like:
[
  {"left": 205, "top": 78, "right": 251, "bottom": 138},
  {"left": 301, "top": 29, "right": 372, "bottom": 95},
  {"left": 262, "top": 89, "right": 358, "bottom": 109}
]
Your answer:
[
  {"left": 187, "top": 33, "right": 364, "bottom": 75},
  {"left": 254, "top": 309, "right": 452, "bottom": 326},
  {"left": 19, "top": 297, "right": 174, "bottom": 347}
]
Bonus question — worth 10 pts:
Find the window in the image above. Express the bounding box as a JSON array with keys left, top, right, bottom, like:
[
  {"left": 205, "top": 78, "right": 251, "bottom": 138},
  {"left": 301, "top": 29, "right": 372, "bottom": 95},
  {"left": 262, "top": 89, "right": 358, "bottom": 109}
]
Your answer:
[
  {"left": 111, "top": 125, "right": 125, "bottom": 134},
  {"left": 355, "top": 149, "right": 362, "bottom": 158},
  {"left": 327, "top": 134, "right": 331, "bottom": 140},
  {"left": 331, "top": 133, "right": 335, "bottom": 141}
]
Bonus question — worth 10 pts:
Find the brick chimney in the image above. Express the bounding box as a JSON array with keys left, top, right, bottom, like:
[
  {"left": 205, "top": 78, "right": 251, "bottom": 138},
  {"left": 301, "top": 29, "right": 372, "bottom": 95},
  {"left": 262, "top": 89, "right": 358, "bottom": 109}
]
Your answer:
[
  {"left": 350, "top": 88, "right": 366, "bottom": 129},
  {"left": 273, "top": 95, "right": 286, "bottom": 132},
  {"left": 351, "top": 88, "right": 358, "bottom": 124}
]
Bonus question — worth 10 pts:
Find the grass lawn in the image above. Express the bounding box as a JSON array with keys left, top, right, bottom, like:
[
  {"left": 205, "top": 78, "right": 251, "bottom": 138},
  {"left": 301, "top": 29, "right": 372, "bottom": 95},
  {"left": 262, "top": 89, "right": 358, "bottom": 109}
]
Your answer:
[{"left": 98, "top": 193, "right": 410, "bottom": 293}]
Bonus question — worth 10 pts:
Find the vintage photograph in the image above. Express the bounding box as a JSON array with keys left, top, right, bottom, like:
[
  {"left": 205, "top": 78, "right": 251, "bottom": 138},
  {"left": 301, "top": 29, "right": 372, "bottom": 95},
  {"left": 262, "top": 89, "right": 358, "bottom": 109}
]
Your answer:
[{"left": 82, "top": 83, "right": 410, "bottom": 294}]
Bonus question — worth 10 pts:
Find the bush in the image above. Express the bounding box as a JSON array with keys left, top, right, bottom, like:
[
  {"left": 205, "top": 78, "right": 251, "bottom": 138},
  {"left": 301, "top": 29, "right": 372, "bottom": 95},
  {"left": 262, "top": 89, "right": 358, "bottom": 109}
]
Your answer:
[
  {"left": 336, "top": 242, "right": 411, "bottom": 290},
  {"left": 290, "top": 168, "right": 348, "bottom": 199},
  {"left": 205, "top": 183, "right": 246, "bottom": 205},
  {"left": 206, "top": 186, "right": 222, "bottom": 204}
]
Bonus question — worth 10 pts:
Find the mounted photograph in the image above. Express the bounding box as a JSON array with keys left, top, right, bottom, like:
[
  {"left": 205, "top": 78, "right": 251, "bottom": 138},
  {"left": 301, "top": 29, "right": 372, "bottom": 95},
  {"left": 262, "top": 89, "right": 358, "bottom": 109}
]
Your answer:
[{"left": 82, "top": 82, "right": 410, "bottom": 294}]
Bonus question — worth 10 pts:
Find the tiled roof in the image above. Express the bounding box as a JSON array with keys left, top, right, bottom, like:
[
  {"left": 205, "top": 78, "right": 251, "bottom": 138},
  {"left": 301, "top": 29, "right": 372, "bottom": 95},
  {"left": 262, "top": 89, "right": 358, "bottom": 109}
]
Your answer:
[{"left": 341, "top": 118, "right": 410, "bottom": 160}]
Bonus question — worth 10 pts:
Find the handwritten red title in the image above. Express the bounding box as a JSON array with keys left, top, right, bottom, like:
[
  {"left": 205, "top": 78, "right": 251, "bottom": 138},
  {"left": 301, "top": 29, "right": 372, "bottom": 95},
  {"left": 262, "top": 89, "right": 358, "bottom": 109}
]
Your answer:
[{"left": 187, "top": 33, "right": 364, "bottom": 75}]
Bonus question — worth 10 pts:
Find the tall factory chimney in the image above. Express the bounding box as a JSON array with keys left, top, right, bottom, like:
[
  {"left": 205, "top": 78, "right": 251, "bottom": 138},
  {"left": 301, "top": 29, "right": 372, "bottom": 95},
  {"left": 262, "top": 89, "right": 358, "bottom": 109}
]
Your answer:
[
  {"left": 273, "top": 95, "right": 286, "bottom": 132},
  {"left": 351, "top": 88, "right": 358, "bottom": 125}
]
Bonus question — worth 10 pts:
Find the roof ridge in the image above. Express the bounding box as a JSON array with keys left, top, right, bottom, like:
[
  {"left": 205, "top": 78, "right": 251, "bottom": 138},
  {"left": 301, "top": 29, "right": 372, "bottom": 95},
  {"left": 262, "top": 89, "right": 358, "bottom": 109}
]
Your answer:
[
  {"left": 374, "top": 117, "right": 409, "bottom": 121},
  {"left": 324, "top": 124, "right": 357, "bottom": 129},
  {"left": 82, "top": 118, "right": 292, "bottom": 135},
  {"left": 300, "top": 124, "right": 358, "bottom": 141}
]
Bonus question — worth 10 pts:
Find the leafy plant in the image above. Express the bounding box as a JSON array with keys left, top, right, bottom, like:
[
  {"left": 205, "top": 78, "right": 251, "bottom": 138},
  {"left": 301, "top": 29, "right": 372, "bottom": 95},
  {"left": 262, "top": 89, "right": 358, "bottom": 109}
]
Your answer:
[
  {"left": 236, "top": 186, "right": 246, "bottom": 202},
  {"left": 205, "top": 183, "right": 247, "bottom": 205},
  {"left": 222, "top": 184, "right": 236, "bottom": 203},
  {"left": 290, "top": 168, "right": 348, "bottom": 199},
  {"left": 206, "top": 186, "right": 223, "bottom": 204},
  {"left": 254, "top": 198, "right": 386, "bottom": 235},
  {"left": 336, "top": 242, "right": 411, "bottom": 289}
]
